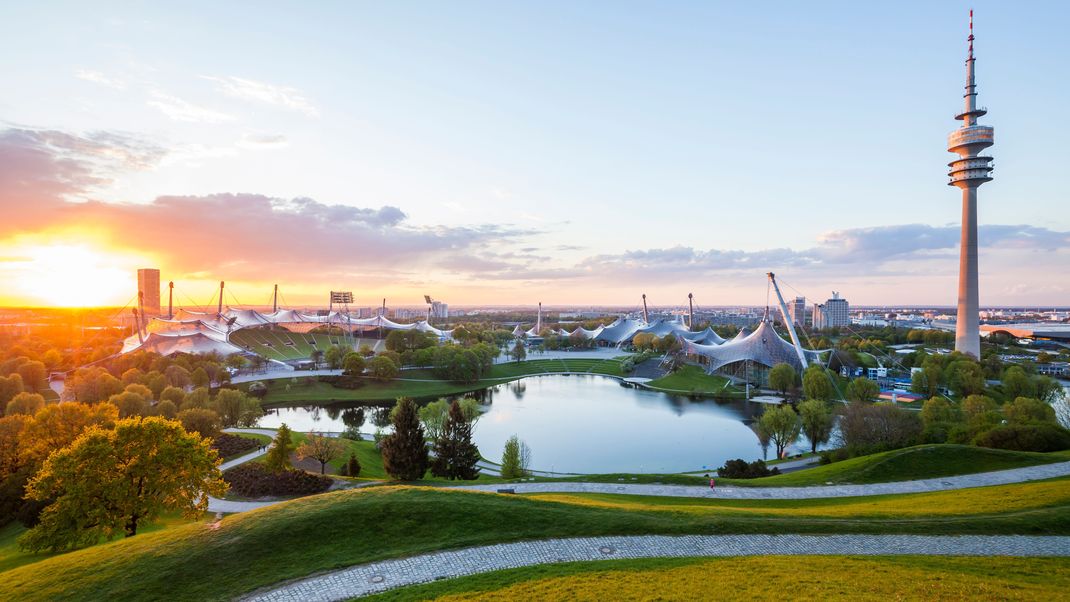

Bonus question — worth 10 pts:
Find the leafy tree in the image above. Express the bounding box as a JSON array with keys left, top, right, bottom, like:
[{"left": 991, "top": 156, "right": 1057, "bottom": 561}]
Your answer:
[
  {"left": 155, "top": 399, "right": 178, "bottom": 420},
  {"left": 324, "top": 345, "right": 347, "bottom": 369},
  {"left": 369, "top": 355, "right": 399, "bottom": 381},
  {"left": 343, "top": 453, "right": 361, "bottom": 477},
  {"left": 16, "top": 361, "right": 46, "bottom": 393},
  {"left": 164, "top": 365, "right": 191, "bottom": 389},
  {"left": 18, "top": 403, "right": 118, "bottom": 467},
  {"left": 342, "top": 352, "right": 366, "bottom": 376},
  {"left": 380, "top": 399, "right": 428, "bottom": 480},
  {"left": 845, "top": 377, "right": 879, "bottom": 403},
  {"left": 264, "top": 424, "right": 295, "bottom": 472},
  {"left": 296, "top": 433, "right": 346, "bottom": 474},
  {"left": 500, "top": 434, "right": 531, "bottom": 479},
  {"left": 310, "top": 349, "right": 325, "bottom": 367},
  {"left": 801, "top": 365, "right": 832, "bottom": 401},
  {"left": 0, "top": 374, "right": 24, "bottom": 408},
  {"left": 837, "top": 402, "right": 922, "bottom": 454},
  {"left": 0, "top": 414, "right": 29, "bottom": 477},
  {"left": 1001, "top": 366, "right": 1035, "bottom": 400},
  {"left": 190, "top": 367, "right": 210, "bottom": 389},
  {"left": 510, "top": 340, "right": 527, "bottom": 363},
  {"left": 947, "top": 360, "right": 986, "bottom": 398},
  {"left": 767, "top": 363, "right": 797, "bottom": 398},
  {"left": 180, "top": 387, "right": 210, "bottom": 411},
  {"left": 108, "top": 391, "right": 149, "bottom": 418},
  {"left": 920, "top": 397, "right": 957, "bottom": 426},
  {"left": 1034, "top": 376, "right": 1064, "bottom": 405},
  {"left": 797, "top": 399, "right": 833, "bottom": 454},
  {"left": 962, "top": 394, "right": 1000, "bottom": 427},
  {"left": 757, "top": 405, "right": 801, "bottom": 459},
  {"left": 1003, "top": 397, "right": 1056, "bottom": 425},
  {"left": 5, "top": 392, "right": 45, "bottom": 417},
  {"left": 431, "top": 400, "right": 481, "bottom": 480},
  {"left": 210, "top": 389, "right": 262, "bottom": 427},
  {"left": 19, "top": 417, "right": 226, "bottom": 551},
  {"left": 225, "top": 353, "right": 248, "bottom": 373},
  {"left": 41, "top": 349, "right": 62, "bottom": 371},
  {"left": 177, "top": 408, "right": 222, "bottom": 439}
]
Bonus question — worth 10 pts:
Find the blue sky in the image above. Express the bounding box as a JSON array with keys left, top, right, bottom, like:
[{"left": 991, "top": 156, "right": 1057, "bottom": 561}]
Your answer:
[{"left": 0, "top": 1, "right": 1067, "bottom": 307}]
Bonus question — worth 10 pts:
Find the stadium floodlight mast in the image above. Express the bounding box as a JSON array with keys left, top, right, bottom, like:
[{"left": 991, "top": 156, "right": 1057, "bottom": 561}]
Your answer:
[{"left": 424, "top": 294, "right": 434, "bottom": 326}]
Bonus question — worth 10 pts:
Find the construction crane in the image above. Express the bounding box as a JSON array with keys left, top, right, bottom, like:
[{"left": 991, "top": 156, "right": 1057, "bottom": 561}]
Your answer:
[{"left": 767, "top": 272, "right": 809, "bottom": 370}]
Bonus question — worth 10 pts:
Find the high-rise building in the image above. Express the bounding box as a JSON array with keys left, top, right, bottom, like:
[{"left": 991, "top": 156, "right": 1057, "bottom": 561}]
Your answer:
[
  {"left": 137, "top": 269, "right": 161, "bottom": 315},
  {"left": 947, "top": 11, "right": 994, "bottom": 358},
  {"left": 813, "top": 292, "right": 849, "bottom": 329},
  {"left": 787, "top": 296, "right": 806, "bottom": 327},
  {"left": 431, "top": 301, "right": 449, "bottom": 319}
]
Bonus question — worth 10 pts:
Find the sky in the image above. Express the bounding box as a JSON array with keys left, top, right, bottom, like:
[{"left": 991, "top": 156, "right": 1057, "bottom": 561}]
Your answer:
[{"left": 0, "top": 1, "right": 1067, "bottom": 309}]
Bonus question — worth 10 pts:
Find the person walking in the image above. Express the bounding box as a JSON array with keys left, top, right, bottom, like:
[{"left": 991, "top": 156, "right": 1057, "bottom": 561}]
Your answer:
[{"left": 709, "top": 477, "right": 716, "bottom": 490}]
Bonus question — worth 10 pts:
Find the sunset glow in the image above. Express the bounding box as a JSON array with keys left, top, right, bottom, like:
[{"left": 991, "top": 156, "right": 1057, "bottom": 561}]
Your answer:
[{"left": 4, "top": 242, "right": 139, "bottom": 307}]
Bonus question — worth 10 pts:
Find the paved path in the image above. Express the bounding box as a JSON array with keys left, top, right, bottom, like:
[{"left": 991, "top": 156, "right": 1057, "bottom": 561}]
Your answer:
[
  {"left": 456, "top": 460, "right": 1070, "bottom": 500},
  {"left": 239, "top": 534, "right": 1070, "bottom": 601}
]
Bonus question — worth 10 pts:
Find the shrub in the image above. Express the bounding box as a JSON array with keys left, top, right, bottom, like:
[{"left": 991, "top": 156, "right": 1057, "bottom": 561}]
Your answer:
[
  {"left": 717, "top": 458, "right": 780, "bottom": 479},
  {"left": 342, "top": 453, "right": 361, "bottom": 477},
  {"left": 247, "top": 381, "right": 268, "bottom": 399},
  {"left": 222, "top": 462, "right": 331, "bottom": 497},
  {"left": 340, "top": 426, "right": 363, "bottom": 441},
  {"left": 319, "top": 375, "right": 365, "bottom": 390},
  {"left": 211, "top": 433, "right": 259, "bottom": 459},
  {"left": 973, "top": 424, "right": 1070, "bottom": 453}
]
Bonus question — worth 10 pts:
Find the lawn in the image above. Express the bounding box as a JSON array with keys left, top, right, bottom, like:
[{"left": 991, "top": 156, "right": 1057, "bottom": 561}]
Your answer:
[
  {"left": 362, "top": 556, "right": 1070, "bottom": 601},
  {"left": 646, "top": 365, "right": 740, "bottom": 396},
  {"left": 1, "top": 484, "right": 1068, "bottom": 601},
  {"left": 714, "top": 444, "right": 1070, "bottom": 487}
]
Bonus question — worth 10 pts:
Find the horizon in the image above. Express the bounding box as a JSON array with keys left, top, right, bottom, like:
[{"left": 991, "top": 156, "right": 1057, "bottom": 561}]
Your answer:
[{"left": 1, "top": 2, "right": 1068, "bottom": 308}]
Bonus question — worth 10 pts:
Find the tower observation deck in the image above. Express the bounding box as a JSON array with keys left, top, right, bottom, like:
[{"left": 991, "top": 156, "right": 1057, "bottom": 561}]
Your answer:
[{"left": 947, "top": 10, "right": 993, "bottom": 357}]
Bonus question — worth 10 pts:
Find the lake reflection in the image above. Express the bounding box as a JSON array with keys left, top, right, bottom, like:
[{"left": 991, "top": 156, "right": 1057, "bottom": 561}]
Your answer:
[{"left": 257, "top": 374, "right": 818, "bottom": 474}]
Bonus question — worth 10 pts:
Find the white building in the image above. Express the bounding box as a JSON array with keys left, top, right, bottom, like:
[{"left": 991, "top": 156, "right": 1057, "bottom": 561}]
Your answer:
[{"left": 813, "top": 292, "right": 850, "bottom": 329}]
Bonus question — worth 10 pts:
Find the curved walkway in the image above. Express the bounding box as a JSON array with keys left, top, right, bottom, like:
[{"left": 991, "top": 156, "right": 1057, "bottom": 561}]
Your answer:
[
  {"left": 240, "top": 534, "right": 1070, "bottom": 601},
  {"left": 456, "top": 460, "right": 1070, "bottom": 500}
]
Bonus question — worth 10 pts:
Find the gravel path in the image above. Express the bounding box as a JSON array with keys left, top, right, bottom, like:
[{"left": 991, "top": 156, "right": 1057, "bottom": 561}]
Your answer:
[
  {"left": 239, "top": 534, "right": 1070, "bottom": 601},
  {"left": 455, "top": 460, "right": 1070, "bottom": 500}
]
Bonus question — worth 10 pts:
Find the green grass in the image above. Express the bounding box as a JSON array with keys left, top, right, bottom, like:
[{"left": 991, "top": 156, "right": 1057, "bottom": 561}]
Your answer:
[
  {"left": 253, "top": 358, "right": 629, "bottom": 404},
  {"left": 715, "top": 445, "right": 1069, "bottom": 487},
  {"left": 646, "top": 365, "right": 739, "bottom": 396},
  {"left": 2, "top": 484, "right": 1068, "bottom": 601},
  {"left": 362, "top": 556, "right": 1070, "bottom": 601}
]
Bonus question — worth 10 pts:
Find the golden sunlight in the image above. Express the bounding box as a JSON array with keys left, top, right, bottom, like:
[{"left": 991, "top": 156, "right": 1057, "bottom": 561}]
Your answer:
[{"left": 5, "top": 243, "right": 135, "bottom": 307}]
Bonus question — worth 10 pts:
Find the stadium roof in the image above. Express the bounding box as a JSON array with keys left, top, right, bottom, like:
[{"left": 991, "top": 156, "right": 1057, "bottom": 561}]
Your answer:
[{"left": 681, "top": 319, "right": 823, "bottom": 372}]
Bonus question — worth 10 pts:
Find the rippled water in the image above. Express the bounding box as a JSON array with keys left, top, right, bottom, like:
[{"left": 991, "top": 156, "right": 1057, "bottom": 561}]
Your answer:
[{"left": 257, "top": 374, "right": 819, "bottom": 474}]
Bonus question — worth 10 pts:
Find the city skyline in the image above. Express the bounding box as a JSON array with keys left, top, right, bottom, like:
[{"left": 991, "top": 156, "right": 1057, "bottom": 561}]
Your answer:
[{"left": 1, "top": 2, "right": 1069, "bottom": 307}]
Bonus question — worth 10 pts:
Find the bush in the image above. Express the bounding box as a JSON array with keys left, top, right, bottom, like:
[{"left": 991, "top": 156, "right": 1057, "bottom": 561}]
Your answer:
[
  {"left": 973, "top": 424, "right": 1070, "bottom": 453},
  {"left": 339, "top": 426, "right": 363, "bottom": 441},
  {"left": 818, "top": 448, "right": 850, "bottom": 465},
  {"left": 342, "top": 453, "right": 361, "bottom": 477},
  {"left": 717, "top": 458, "right": 780, "bottom": 479},
  {"left": 247, "top": 381, "right": 268, "bottom": 399},
  {"left": 211, "top": 433, "right": 259, "bottom": 459},
  {"left": 222, "top": 462, "right": 332, "bottom": 497},
  {"left": 319, "top": 375, "right": 365, "bottom": 390}
]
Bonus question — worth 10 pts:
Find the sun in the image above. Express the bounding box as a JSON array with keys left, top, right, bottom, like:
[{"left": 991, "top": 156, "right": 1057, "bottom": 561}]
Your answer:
[{"left": 8, "top": 243, "right": 136, "bottom": 308}]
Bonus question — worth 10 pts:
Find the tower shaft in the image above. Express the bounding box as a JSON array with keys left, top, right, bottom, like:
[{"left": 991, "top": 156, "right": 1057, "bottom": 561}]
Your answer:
[{"left": 956, "top": 189, "right": 980, "bottom": 355}]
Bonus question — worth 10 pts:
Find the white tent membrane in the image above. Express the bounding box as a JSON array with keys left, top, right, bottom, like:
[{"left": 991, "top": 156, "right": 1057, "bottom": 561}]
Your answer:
[
  {"left": 681, "top": 318, "right": 823, "bottom": 373},
  {"left": 122, "top": 306, "right": 453, "bottom": 357}
]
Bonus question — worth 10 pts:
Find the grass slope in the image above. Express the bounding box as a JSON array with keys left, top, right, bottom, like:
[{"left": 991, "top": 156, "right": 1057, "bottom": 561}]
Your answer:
[
  {"left": 2, "top": 484, "right": 1069, "bottom": 601},
  {"left": 646, "top": 365, "right": 738, "bottom": 396},
  {"left": 363, "top": 556, "right": 1070, "bottom": 601},
  {"left": 716, "top": 445, "right": 1070, "bottom": 487}
]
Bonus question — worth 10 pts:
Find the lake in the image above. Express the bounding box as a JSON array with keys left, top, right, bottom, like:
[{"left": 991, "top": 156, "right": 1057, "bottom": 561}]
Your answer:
[{"left": 256, "top": 374, "right": 822, "bottom": 474}]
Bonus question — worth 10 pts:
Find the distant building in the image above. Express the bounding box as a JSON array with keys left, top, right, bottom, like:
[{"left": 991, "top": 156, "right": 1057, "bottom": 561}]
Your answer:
[
  {"left": 787, "top": 296, "right": 806, "bottom": 327},
  {"left": 431, "top": 301, "right": 449, "bottom": 319},
  {"left": 393, "top": 308, "right": 420, "bottom": 320},
  {"left": 137, "top": 269, "right": 161, "bottom": 315},
  {"left": 813, "top": 292, "right": 849, "bottom": 329}
]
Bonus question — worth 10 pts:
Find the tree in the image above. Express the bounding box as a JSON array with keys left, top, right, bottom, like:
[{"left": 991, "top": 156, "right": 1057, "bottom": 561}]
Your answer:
[
  {"left": 225, "top": 353, "right": 248, "bottom": 373},
  {"left": 190, "top": 367, "right": 210, "bottom": 389},
  {"left": 264, "top": 424, "right": 295, "bottom": 472},
  {"left": 947, "top": 360, "right": 985, "bottom": 398},
  {"left": 0, "top": 374, "right": 24, "bottom": 408},
  {"left": 757, "top": 405, "right": 801, "bottom": 459},
  {"left": 380, "top": 399, "right": 428, "bottom": 481},
  {"left": 16, "top": 361, "right": 46, "bottom": 393},
  {"left": 177, "top": 408, "right": 222, "bottom": 439},
  {"left": 767, "top": 364, "right": 797, "bottom": 398},
  {"left": 797, "top": 399, "right": 834, "bottom": 454},
  {"left": 500, "top": 435, "right": 531, "bottom": 479},
  {"left": 342, "top": 352, "right": 366, "bottom": 376},
  {"left": 510, "top": 340, "right": 527, "bottom": 363},
  {"left": 108, "top": 391, "right": 149, "bottom": 418},
  {"left": 5, "top": 392, "right": 45, "bottom": 417},
  {"left": 1001, "top": 366, "right": 1035, "bottom": 400},
  {"left": 343, "top": 453, "right": 361, "bottom": 477},
  {"left": 19, "top": 417, "right": 226, "bottom": 551},
  {"left": 837, "top": 402, "right": 922, "bottom": 454},
  {"left": 417, "top": 398, "right": 451, "bottom": 440},
  {"left": 801, "top": 366, "right": 833, "bottom": 401},
  {"left": 920, "top": 397, "right": 957, "bottom": 426},
  {"left": 1003, "top": 397, "right": 1056, "bottom": 425},
  {"left": 181, "top": 387, "right": 210, "bottom": 411},
  {"left": 431, "top": 400, "right": 482, "bottom": 480},
  {"left": 845, "top": 377, "right": 879, "bottom": 403},
  {"left": 210, "top": 389, "right": 262, "bottom": 427},
  {"left": 296, "top": 433, "right": 346, "bottom": 474},
  {"left": 369, "top": 355, "right": 399, "bottom": 382},
  {"left": 962, "top": 394, "right": 1000, "bottom": 427},
  {"left": 18, "top": 402, "right": 118, "bottom": 467},
  {"left": 310, "top": 349, "right": 325, "bottom": 367},
  {"left": 324, "top": 345, "right": 347, "bottom": 369},
  {"left": 164, "top": 365, "right": 191, "bottom": 389},
  {"left": 155, "top": 399, "right": 178, "bottom": 420}
]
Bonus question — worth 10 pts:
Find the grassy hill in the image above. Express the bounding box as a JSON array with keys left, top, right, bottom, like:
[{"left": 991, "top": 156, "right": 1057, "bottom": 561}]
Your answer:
[
  {"left": 2, "top": 482, "right": 1069, "bottom": 601},
  {"left": 716, "top": 445, "right": 1070, "bottom": 487},
  {"left": 364, "top": 556, "right": 1070, "bottom": 601},
  {"left": 646, "top": 365, "right": 740, "bottom": 396}
]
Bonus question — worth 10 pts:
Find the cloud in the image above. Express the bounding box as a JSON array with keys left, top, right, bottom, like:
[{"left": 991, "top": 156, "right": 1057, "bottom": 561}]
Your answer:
[
  {"left": 148, "top": 90, "right": 233, "bottom": 123},
  {"left": 236, "top": 133, "right": 288, "bottom": 150},
  {"left": 75, "top": 69, "right": 126, "bottom": 90},
  {"left": 202, "top": 76, "right": 318, "bottom": 117}
]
